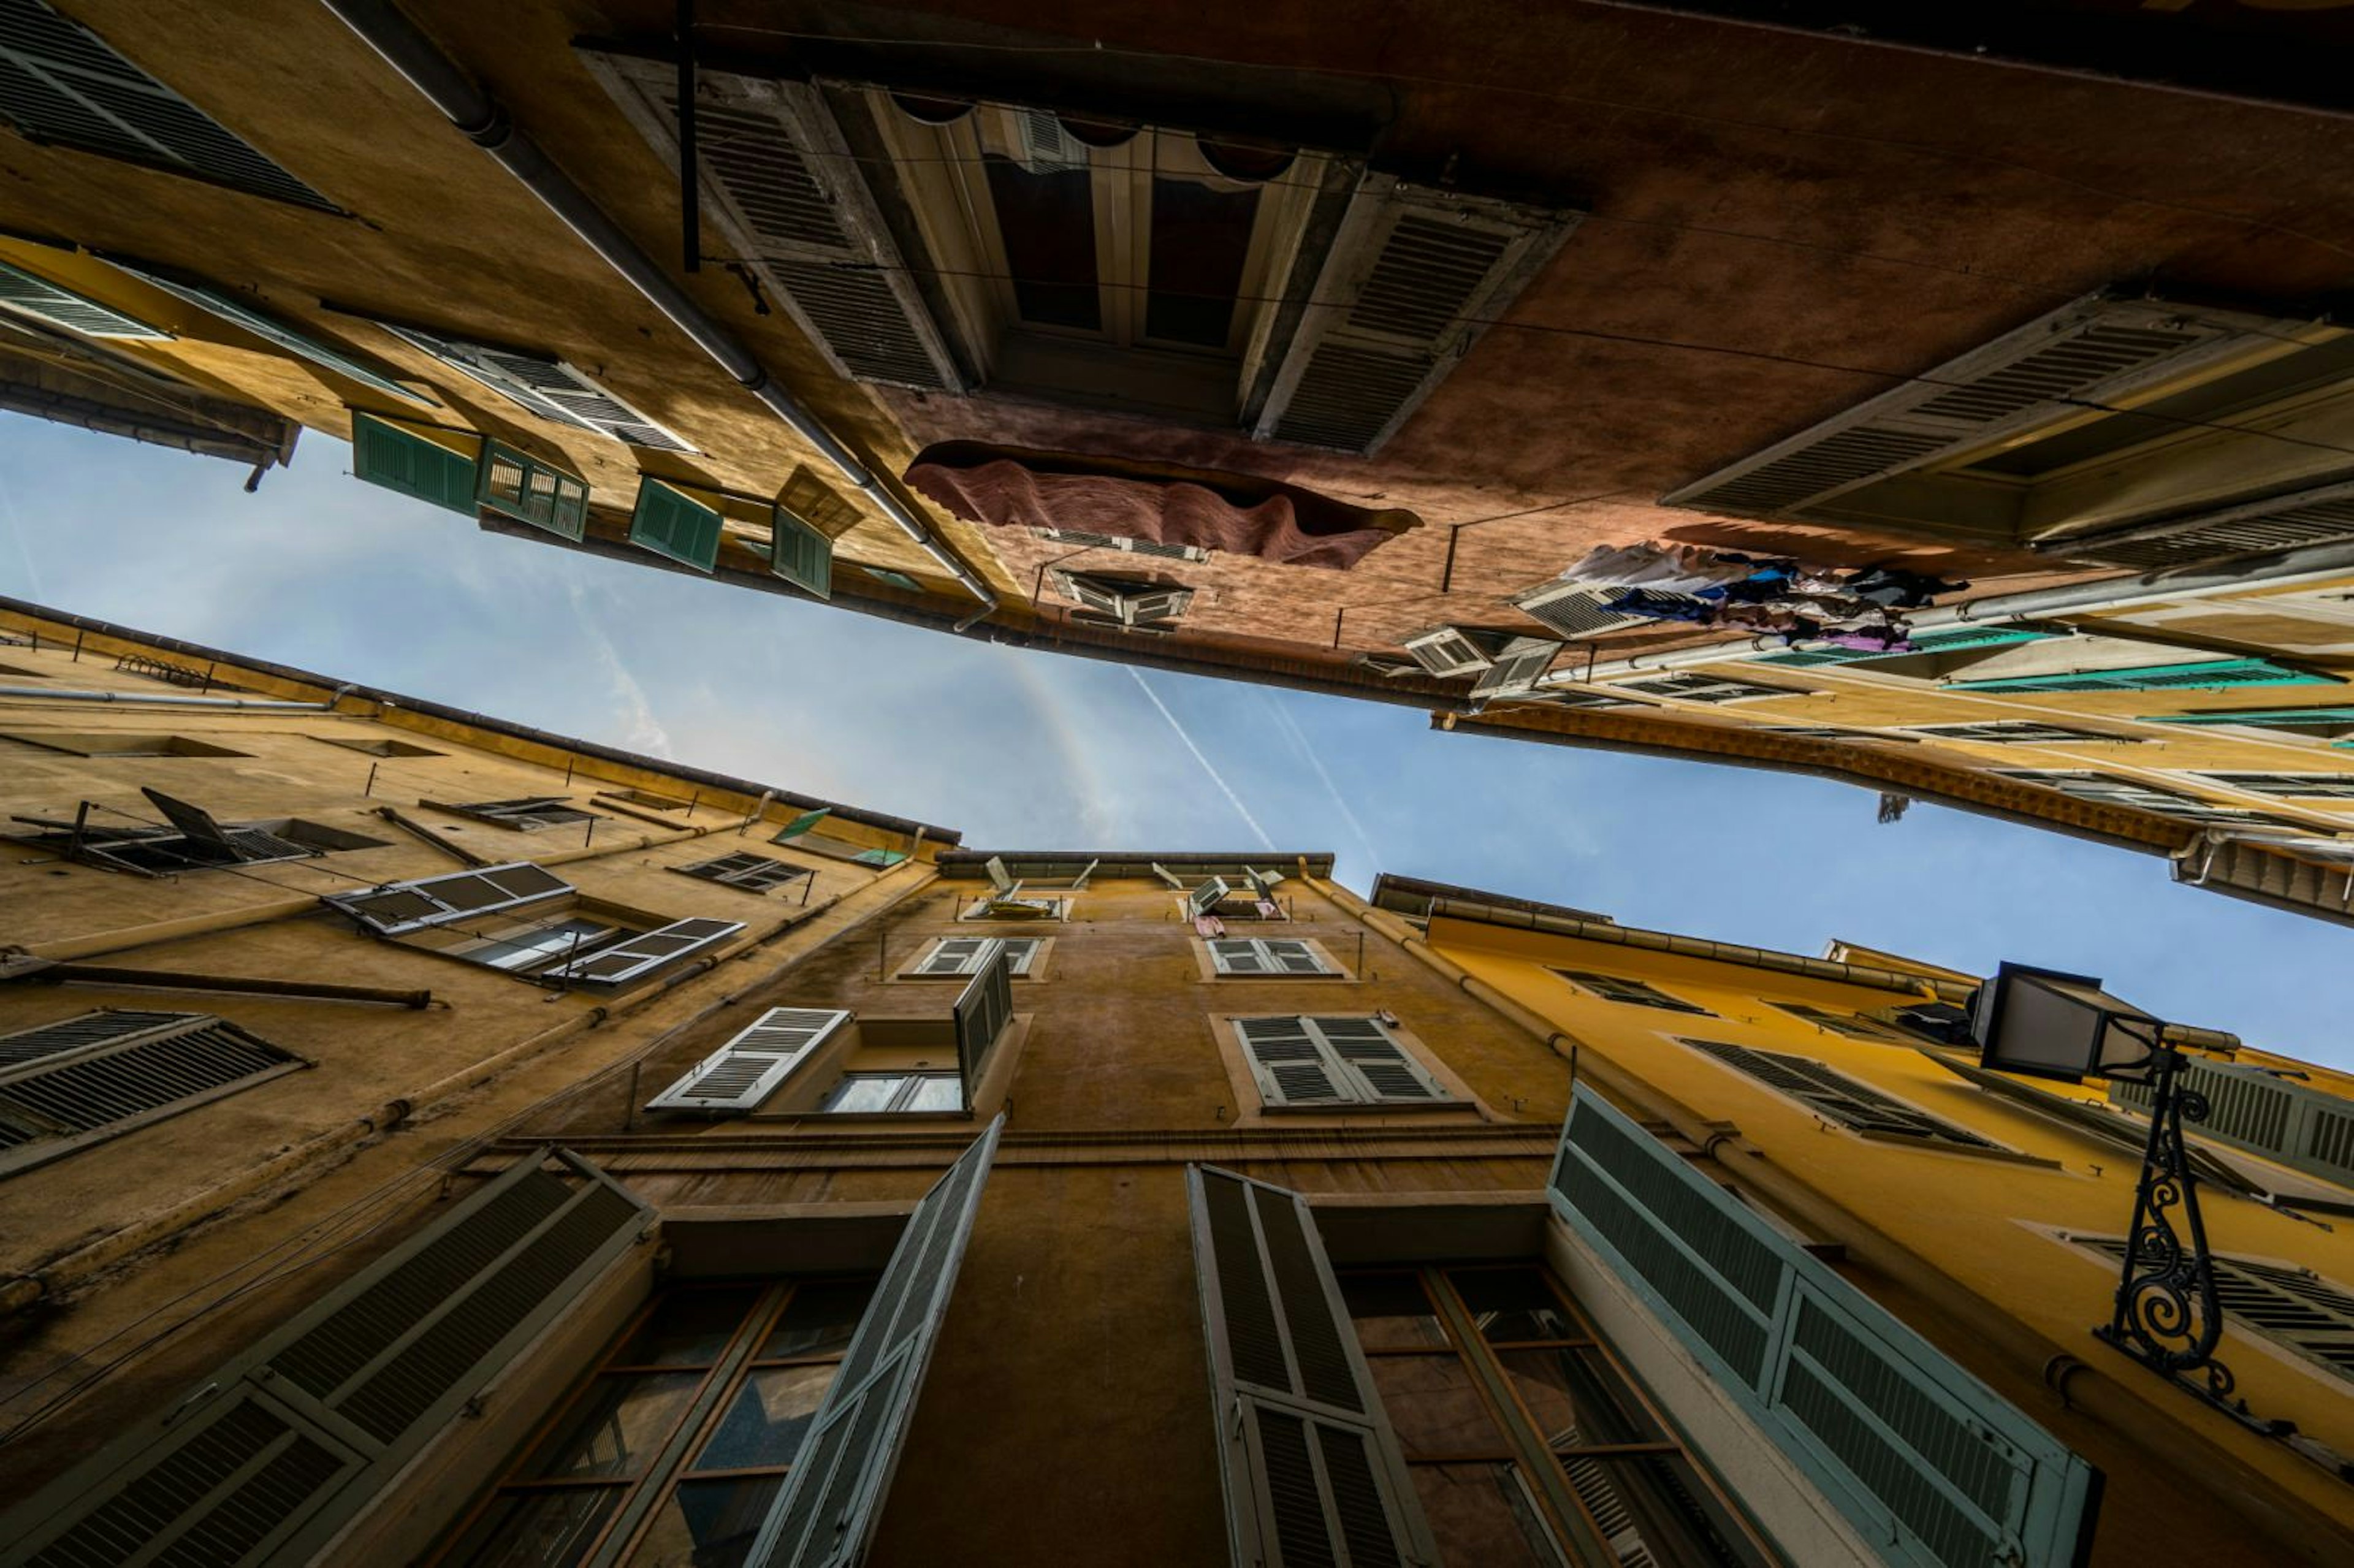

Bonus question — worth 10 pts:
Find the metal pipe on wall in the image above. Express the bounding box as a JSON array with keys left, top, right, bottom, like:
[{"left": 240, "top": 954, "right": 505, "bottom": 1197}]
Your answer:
[
  {"left": 0, "top": 685, "right": 334, "bottom": 709},
  {"left": 316, "top": 0, "right": 999, "bottom": 612}
]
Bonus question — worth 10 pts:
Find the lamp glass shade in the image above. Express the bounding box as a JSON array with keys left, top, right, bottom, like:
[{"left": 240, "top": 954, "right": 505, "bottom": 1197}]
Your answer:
[{"left": 1973, "top": 962, "right": 2162, "bottom": 1083}]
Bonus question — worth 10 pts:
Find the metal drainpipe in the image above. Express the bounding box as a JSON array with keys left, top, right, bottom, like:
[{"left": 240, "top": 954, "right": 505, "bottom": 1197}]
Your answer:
[
  {"left": 316, "top": 0, "right": 999, "bottom": 614},
  {"left": 1538, "top": 536, "right": 2354, "bottom": 688},
  {"left": 0, "top": 685, "right": 334, "bottom": 709}
]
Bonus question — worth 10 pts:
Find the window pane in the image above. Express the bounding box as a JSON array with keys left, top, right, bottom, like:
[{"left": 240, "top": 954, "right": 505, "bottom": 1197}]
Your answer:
[
  {"left": 521, "top": 1372, "right": 703, "bottom": 1480},
  {"left": 617, "top": 1289, "right": 762, "bottom": 1366},
  {"left": 761, "top": 1277, "right": 880, "bottom": 1358},
  {"left": 1366, "top": 1354, "right": 1509, "bottom": 1458},
  {"left": 818, "top": 1075, "right": 902, "bottom": 1113},
  {"left": 444, "top": 1486, "right": 622, "bottom": 1568},
  {"left": 1145, "top": 175, "right": 1259, "bottom": 348},
  {"left": 1339, "top": 1273, "right": 1449, "bottom": 1349},
  {"left": 904, "top": 1073, "right": 964, "bottom": 1113},
  {"left": 1451, "top": 1268, "right": 1580, "bottom": 1343},
  {"left": 1561, "top": 1453, "right": 1770, "bottom": 1568},
  {"left": 471, "top": 918, "right": 615, "bottom": 972},
  {"left": 983, "top": 154, "right": 1100, "bottom": 330},
  {"left": 1499, "top": 1348, "right": 1668, "bottom": 1451},
  {"left": 1406, "top": 1463, "right": 1568, "bottom": 1568},
  {"left": 693, "top": 1364, "right": 837, "bottom": 1472},
  {"left": 621, "top": 1477, "right": 784, "bottom": 1568}
]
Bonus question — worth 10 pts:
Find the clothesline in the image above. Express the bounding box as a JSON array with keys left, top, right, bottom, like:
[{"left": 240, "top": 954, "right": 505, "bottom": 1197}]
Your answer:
[{"left": 1557, "top": 542, "right": 1969, "bottom": 651}]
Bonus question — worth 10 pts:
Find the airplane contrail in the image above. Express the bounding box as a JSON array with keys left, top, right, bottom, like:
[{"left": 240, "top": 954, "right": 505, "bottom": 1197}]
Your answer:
[
  {"left": 1127, "top": 668, "right": 1276, "bottom": 850},
  {"left": 1262, "top": 691, "right": 1380, "bottom": 866}
]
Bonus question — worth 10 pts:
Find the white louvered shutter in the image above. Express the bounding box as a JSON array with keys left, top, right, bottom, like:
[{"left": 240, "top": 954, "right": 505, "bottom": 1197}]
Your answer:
[
  {"left": 1509, "top": 580, "right": 1659, "bottom": 641},
  {"left": 1469, "top": 636, "right": 1564, "bottom": 701},
  {"left": 953, "top": 942, "right": 1014, "bottom": 1107},
  {"left": 374, "top": 322, "right": 694, "bottom": 452},
  {"left": 1209, "top": 939, "right": 1272, "bottom": 975},
  {"left": 104, "top": 258, "right": 429, "bottom": 404},
  {"left": 1266, "top": 940, "right": 1332, "bottom": 976},
  {"left": 321, "top": 862, "right": 573, "bottom": 936},
  {"left": 1151, "top": 861, "right": 1186, "bottom": 889},
  {"left": 1187, "top": 1165, "right": 1435, "bottom": 1567},
  {"left": 645, "top": 1007, "right": 851, "bottom": 1113},
  {"left": 984, "top": 856, "right": 1018, "bottom": 895},
  {"left": 747, "top": 1119, "right": 1004, "bottom": 1567},
  {"left": 543, "top": 917, "right": 745, "bottom": 986},
  {"left": 1189, "top": 877, "right": 1232, "bottom": 920},
  {"left": 0, "top": 1150, "right": 649, "bottom": 1567},
  {"left": 0, "top": 257, "right": 167, "bottom": 339},
  {"left": 1235, "top": 1017, "right": 1346, "bottom": 1105},
  {"left": 1311, "top": 1017, "right": 1449, "bottom": 1103},
  {"left": 1401, "top": 625, "right": 1502, "bottom": 676},
  {"left": 1212, "top": 940, "right": 1330, "bottom": 976}
]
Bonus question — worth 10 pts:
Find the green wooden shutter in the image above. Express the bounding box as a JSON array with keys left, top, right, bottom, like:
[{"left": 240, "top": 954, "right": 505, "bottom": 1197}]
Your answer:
[
  {"left": 1948, "top": 657, "right": 2333, "bottom": 694},
  {"left": 2109, "top": 1056, "right": 2354, "bottom": 1190},
  {"left": 350, "top": 414, "right": 482, "bottom": 516},
  {"left": 477, "top": 441, "right": 589, "bottom": 541},
  {"left": 1186, "top": 1165, "right": 1436, "bottom": 1567},
  {"left": 0, "top": 1149, "right": 649, "bottom": 1568},
  {"left": 770, "top": 507, "right": 834, "bottom": 599},
  {"left": 774, "top": 809, "right": 831, "bottom": 843},
  {"left": 1550, "top": 1087, "right": 2100, "bottom": 1568},
  {"left": 629, "top": 477, "right": 726, "bottom": 571},
  {"left": 748, "top": 1117, "right": 1004, "bottom": 1567}
]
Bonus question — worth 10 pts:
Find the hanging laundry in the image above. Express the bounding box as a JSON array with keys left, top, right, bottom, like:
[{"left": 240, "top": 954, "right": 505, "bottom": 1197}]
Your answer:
[
  {"left": 1817, "top": 625, "right": 1916, "bottom": 653},
  {"left": 1840, "top": 565, "right": 1970, "bottom": 609},
  {"left": 1560, "top": 542, "right": 1759, "bottom": 596},
  {"left": 1599, "top": 587, "right": 1721, "bottom": 624}
]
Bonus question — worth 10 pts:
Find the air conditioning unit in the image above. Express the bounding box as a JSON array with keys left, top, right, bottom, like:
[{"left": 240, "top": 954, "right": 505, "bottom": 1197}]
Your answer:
[{"left": 1051, "top": 569, "right": 1194, "bottom": 627}]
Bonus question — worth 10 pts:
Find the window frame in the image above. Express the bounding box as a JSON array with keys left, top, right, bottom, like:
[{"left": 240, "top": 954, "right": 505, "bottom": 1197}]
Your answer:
[
  {"left": 1202, "top": 936, "right": 1341, "bottom": 978},
  {"left": 815, "top": 1070, "right": 965, "bottom": 1116},
  {"left": 674, "top": 851, "right": 814, "bottom": 895},
  {"left": 1548, "top": 969, "right": 1715, "bottom": 1016},
  {"left": 1769, "top": 1002, "right": 1916, "bottom": 1046},
  {"left": 1678, "top": 1036, "right": 2032, "bottom": 1159},
  {"left": 902, "top": 935, "right": 1047, "bottom": 980},
  {"left": 1224, "top": 1014, "right": 1460, "bottom": 1112}
]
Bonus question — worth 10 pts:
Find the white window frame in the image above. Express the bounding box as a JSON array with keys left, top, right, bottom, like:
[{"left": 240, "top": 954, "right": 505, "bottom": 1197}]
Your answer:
[
  {"left": 1230, "top": 1016, "right": 1453, "bottom": 1108},
  {"left": 1206, "top": 937, "right": 1336, "bottom": 977},
  {"left": 818, "top": 1070, "right": 964, "bottom": 1114},
  {"left": 910, "top": 936, "right": 1043, "bottom": 977}
]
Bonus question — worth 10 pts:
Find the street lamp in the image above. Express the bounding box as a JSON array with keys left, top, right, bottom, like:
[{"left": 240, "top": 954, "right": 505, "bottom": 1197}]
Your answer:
[{"left": 1971, "top": 964, "right": 2236, "bottom": 1402}]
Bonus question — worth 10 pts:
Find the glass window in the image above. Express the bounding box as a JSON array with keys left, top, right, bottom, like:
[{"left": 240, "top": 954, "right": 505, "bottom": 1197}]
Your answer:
[
  {"left": 463, "top": 917, "right": 618, "bottom": 973},
  {"left": 440, "top": 1277, "right": 878, "bottom": 1568},
  {"left": 1338, "top": 1264, "right": 1772, "bottom": 1568},
  {"left": 817, "top": 1071, "right": 964, "bottom": 1114},
  {"left": 983, "top": 154, "right": 1100, "bottom": 330},
  {"left": 818, "top": 1074, "right": 903, "bottom": 1114}
]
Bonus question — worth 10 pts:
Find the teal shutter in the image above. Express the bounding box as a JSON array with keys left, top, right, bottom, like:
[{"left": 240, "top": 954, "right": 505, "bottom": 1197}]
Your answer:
[
  {"left": 1761, "top": 625, "right": 2056, "bottom": 668},
  {"left": 773, "top": 808, "right": 831, "bottom": 842},
  {"left": 629, "top": 478, "right": 725, "bottom": 571},
  {"left": 1550, "top": 1087, "right": 2099, "bottom": 1568},
  {"left": 748, "top": 1118, "right": 1004, "bottom": 1567},
  {"left": 0, "top": 258, "right": 167, "bottom": 339},
  {"left": 1948, "top": 657, "right": 2333, "bottom": 694},
  {"left": 2140, "top": 706, "right": 2354, "bottom": 729},
  {"left": 771, "top": 507, "right": 834, "bottom": 599},
  {"left": 1186, "top": 1165, "right": 1436, "bottom": 1567},
  {"left": 351, "top": 414, "right": 482, "bottom": 516},
  {"left": 478, "top": 441, "right": 590, "bottom": 540},
  {"left": 2109, "top": 1056, "right": 2354, "bottom": 1190},
  {"left": 103, "top": 259, "right": 429, "bottom": 405},
  {"left": 0, "top": 1149, "right": 649, "bottom": 1568}
]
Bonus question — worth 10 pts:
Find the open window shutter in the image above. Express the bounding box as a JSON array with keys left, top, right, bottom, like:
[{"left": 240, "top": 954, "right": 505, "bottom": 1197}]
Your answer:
[
  {"left": 0, "top": 1012, "right": 305, "bottom": 1178},
  {"left": 1189, "top": 878, "right": 1232, "bottom": 920},
  {"left": 770, "top": 506, "right": 834, "bottom": 599},
  {"left": 581, "top": 54, "right": 962, "bottom": 394},
  {"left": 646, "top": 1006, "right": 850, "bottom": 1113},
  {"left": 1948, "top": 657, "right": 2331, "bottom": 694},
  {"left": 1235, "top": 1018, "right": 1349, "bottom": 1105},
  {"left": 375, "top": 322, "right": 693, "bottom": 452},
  {"left": 630, "top": 477, "right": 726, "bottom": 571},
  {"left": 983, "top": 856, "right": 1018, "bottom": 896},
  {"left": 321, "top": 862, "right": 572, "bottom": 936},
  {"left": 1509, "top": 580, "right": 1662, "bottom": 641},
  {"left": 478, "top": 441, "right": 589, "bottom": 541},
  {"left": 1186, "top": 1164, "right": 1434, "bottom": 1568},
  {"left": 1124, "top": 587, "right": 1194, "bottom": 625},
  {"left": 1253, "top": 173, "right": 1580, "bottom": 455},
  {"left": 1662, "top": 294, "right": 2294, "bottom": 520},
  {"left": 1550, "top": 1087, "right": 2099, "bottom": 1568},
  {"left": 2109, "top": 1056, "right": 2354, "bottom": 1190},
  {"left": 350, "top": 414, "right": 481, "bottom": 516},
  {"left": 1051, "top": 570, "right": 1125, "bottom": 617},
  {"left": 0, "top": 1149, "right": 649, "bottom": 1567},
  {"left": 1308, "top": 1018, "right": 1444, "bottom": 1103},
  {"left": 748, "top": 1118, "right": 1004, "bottom": 1568},
  {"left": 775, "top": 807, "right": 831, "bottom": 842},
  {"left": 954, "top": 942, "right": 1014, "bottom": 1108},
  {"left": 1400, "top": 626, "right": 1503, "bottom": 677},
  {"left": 104, "top": 258, "right": 429, "bottom": 404},
  {"left": 1151, "top": 861, "right": 1187, "bottom": 890},
  {"left": 2042, "top": 475, "right": 2354, "bottom": 571},
  {"left": 1469, "top": 636, "right": 1563, "bottom": 701},
  {"left": 0, "top": 0, "right": 335, "bottom": 211},
  {"left": 544, "top": 916, "right": 744, "bottom": 986},
  {"left": 1244, "top": 867, "right": 1284, "bottom": 901},
  {"left": 0, "top": 257, "right": 167, "bottom": 339}
]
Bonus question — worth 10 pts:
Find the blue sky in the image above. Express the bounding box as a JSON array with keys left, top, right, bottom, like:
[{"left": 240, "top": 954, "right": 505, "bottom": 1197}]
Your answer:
[{"left": 1, "top": 415, "right": 2344, "bottom": 1067}]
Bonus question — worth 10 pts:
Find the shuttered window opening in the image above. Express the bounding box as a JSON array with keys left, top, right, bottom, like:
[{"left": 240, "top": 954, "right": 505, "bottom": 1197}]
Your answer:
[
  {"left": 675, "top": 850, "right": 812, "bottom": 893},
  {"left": 2193, "top": 772, "right": 2354, "bottom": 799},
  {"left": 1469, "top": 636, "right": 1564, "bottom": 702},
  {"left": 1908, "top": 721, "right": 2138, "bottom": 745},
  {"left": 1949, "top": 656, "right": 2333, "bottom": 694},
  {"left": 1401, "top": 623, "right": 1512, "bottom": 676},
  {"left": 103, "top": 257, "right": 429, "bottom": 404},
  {"left": 2073, "top": 1236, "right": 2354, "bottom": 1385},
  {"left": 2107, "top": 1052, "right": 2354, "bottom": 1191},
  {"left": 1617, "top": 673, "right": 1799, "bottom": 704},
  {"left": 0, "top": 1, "right": 335, "bottom": 210},
  {"left": 1049, "top": 568, "right": 1192, "bottom": 627},
  {"left": 540, "top": 916, "right": 744, "bottom": 987},
  {"left": 433, "top": 797, "right": 601, "bottom": 831},
  {"left": 644, "top": 1005, "right": 851, "bottom": 1113},
  {"left": 477, "top": 441, "right": 588, "bottom": 541},
  {"left": 1233, "top": 1016, "right": 1452, "bottom": 1106},
  {"left": 1187, "top": 1166, "right": 1438, "bottom": 1567},
  {"left": 350, "top": 413, "right": 482, "bottom": 516},
  {"left": 1254, "top": 173, "right": 1582, "bottom": 454},
  {"left": 1549, "top": 969, "right": 1714, "bottom": 1015},
  {"left": 1770, "top": 1002, "right": 1914, "bottom": 1045},
  {"left": 630, "top": 476, "right": 726, "bottom": 572},
  {"left": 0, "top": 256, "right": 167, "bottom": 338},
  {"left": 912, "top": 935, "right": 1041, "bottom": 976},
  {"left": 321, "top": 862, "right": 574, "bottom": 937},
  {"left": 0, "top": 1009, "right": 305, "bottom": 1177},
  {"left": 1036, "top": 526, "right": 1209, "bottom": 562},
  {"left": 1552, "top": 1087, "right": 2099, "bottom": 1568},
  {"left": 0, "top": 1148, "right": 647, "bottom": 1565},
  {"left": 1680, "top": 1038, "right": 2004, "bottom": 1152},
  {"left": 374, "top": 321, "right": 695, "bottom": 452},
  {"left": 1997, "top": 771, "right": 2280, "bottom": 826},
  {"left": 41, "top": 786, "right": 337, "bottom": 875},
  {"left": 1208, "top": 938, "right": 1336, "bottom": 976},
  {"left": 747, "top": 1120, "right": 1003, "bottom": 1567}
]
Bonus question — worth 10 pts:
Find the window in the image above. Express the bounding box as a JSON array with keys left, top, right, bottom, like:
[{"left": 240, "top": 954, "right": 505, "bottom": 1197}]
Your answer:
[
  {"left": 1049, "top": 568, "right": 1192, "bottom": 628},
  {"left": 11, "top": 788, "right": 389, "bottom": 875},
  {"left": 373, "top": 320, "right": 694, "bottom": 452},
  {"left": 0, "top": 0, "right": 333, "bottom": 207},
  {"left": 1207, "top": 937, "right": 1335, "bottom": 976},
  {"left": 1036, "top": 526, "right": 1208, "bottom": 562},
  {"left": 1769, "top": 1002, "right": 1914, "bottom": 1045},
  {"left": 478, "top": 441, "right": 589, "bottom": 541},
  {"left": 2073, "top": 1238, "right": 2354, "bottom": 1385},
  {"left": 103, "top": 256, "right": 428, "bottom": 403},
  {"left": 2104, "top": 1051, "right": 2354, "bottom": 1190},
  {"left": 1339, "top": 1266, "right": 1769, "bottom": 1567},
  {"left": 676, "top": 851, "right": 812, "bottom": 894},
  {"left": 312, "top": 735, "right": 444, "bottom": 758},
  {"left": 0, "top": 1009, "right": 304, "bottom": 1177},
  {"left": 2193, "top": 772, "right": 2354, "bottom": 799},
  {"left": 910, "top": 936, "right": 1041, "bottom": 977},
  {"left": 431, "top": 797, "right": 600, "bottom": 831},
  {"left": 1, "top": 731, "right": 246, "bottom": 757},
  {"left": 1616, "top": 673, "right": 1799, "bottom": 704},
  {"left": 1548, "top": 970, "right": 1713, "bottom": 1015},
  {"left": 0, "top": 257, "right": 167, "bottom": 339},
  {"left": 817, "top": 1073, "right": 962, "bottom": 1114},
  {"left": 2143, "top": 705, "right": 2354, "bottom": 740},
  {"left": 1997, "top": 771, "right": 2284, "bottom": 825},
  {"left": 772, "top": 807, "right": 910, "bottom": 868},
  {"left": 1469, "top": 637, "right": 1564, "bottom": 702},
  {"left": 1908, "top": 721, "right": 2137, "bottom": 745},
  {"left": 1680, "top": 1038, "right": 2002, "bottom": 1151},
  {"left": 1233, "top": 1016, "right": 1452, "bottom": 1107}
]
